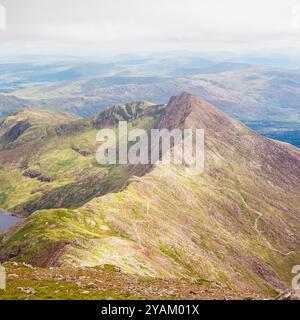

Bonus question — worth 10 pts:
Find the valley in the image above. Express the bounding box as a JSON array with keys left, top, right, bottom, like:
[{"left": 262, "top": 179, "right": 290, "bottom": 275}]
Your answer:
[
  {"left": 1, "top": 54, "right": 300, "bottom": 148},
  {"left": 0, "top": 53, "right": 299, "bottom": 300},
  {"left": 0, "top": 103, "right": 163, "bottom": 215},
  {"left": 0, "top": 93, "right": 299, "bottom": 299},
  {"left": 1, "top": 0, "right": 300, "bottom": 304}
]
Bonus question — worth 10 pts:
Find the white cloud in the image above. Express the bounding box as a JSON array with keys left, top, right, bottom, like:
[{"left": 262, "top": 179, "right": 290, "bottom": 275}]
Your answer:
[
  {"left": 0, "top": 0, "right": 299, "bottom": 54},
  {"left": 292, "top": 4, "right": 300, "bottom": 30},
  {"left": 0, "top": 4, "right": 5, "bottom": 30}
]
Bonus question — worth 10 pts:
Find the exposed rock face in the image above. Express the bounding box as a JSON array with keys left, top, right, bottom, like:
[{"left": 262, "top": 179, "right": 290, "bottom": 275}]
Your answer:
[
  {"left": 91, "top": 101, "right": 165, "bottom": 128},
  {"left": 0, "top": 103, "right": 161, "bottom": 216},
  {"left": 22, "top": 170, "right": 54, "bottom": 183},
  {"left": 0, "top": 93, "right": 299, "bottom": 296},
  {"left": 23, "top": 170, "right": 41, "bottom": 179},
  {"left": 275, "top": 289, "right": 300, "bottom": 300},
  {"left": 3, "top": 120, "right": 31, "bottom": 143},
  {"left": 161, "top": 92, "right": 300, "bottom": 188}
]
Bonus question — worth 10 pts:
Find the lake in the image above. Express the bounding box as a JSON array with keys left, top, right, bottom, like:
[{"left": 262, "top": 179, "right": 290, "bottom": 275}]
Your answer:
[
  {"left": 0, "top": 210, "right": 20, "bottom": 232},
  {"left": 245, "top": 120, "right": 300, "bottom": 148}
]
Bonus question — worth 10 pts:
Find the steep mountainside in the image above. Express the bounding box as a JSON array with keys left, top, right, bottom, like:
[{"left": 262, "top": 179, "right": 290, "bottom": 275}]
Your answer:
[
  {"left": 90, "top": 101, "right": 165, "bottom": 128},
  {"left": 0, "top": 102, "right": 164, "bottom": 215},
  {"left": 0, "top": 93, "right": 299, "bottom": 296}
]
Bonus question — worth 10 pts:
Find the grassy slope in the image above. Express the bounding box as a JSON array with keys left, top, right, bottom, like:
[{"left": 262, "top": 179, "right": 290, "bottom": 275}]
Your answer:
[
  {"left": 87, "top": 164, "right": 299, "bottom": 292},
  {"left": 0, "top": 94, "right": 299, "bottom": 298},
  {"left": 0, "top": 105, "right": 162, "bottom": 215},
  {"left": 2, "top": 162, "right": 296, "bottom": 296}
]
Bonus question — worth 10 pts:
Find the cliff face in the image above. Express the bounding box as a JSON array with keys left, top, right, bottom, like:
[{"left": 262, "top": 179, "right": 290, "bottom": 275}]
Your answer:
[
  {"left": 90, "top": 101, "right": 165, "bottom": 128},
  {"left": 0, "top": 93, "right": 299, "bottom": 296},
  {"left": 0, "top": 105, "right": 161, "bottom": 215}
]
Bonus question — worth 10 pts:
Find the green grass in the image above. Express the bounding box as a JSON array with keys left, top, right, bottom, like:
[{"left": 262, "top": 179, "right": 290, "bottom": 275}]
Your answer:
[
  {"left": 0, "top": 265, "right": 140, "bottom": 300},
  {"left": 0, "top": 105, "right": 163, "bottom": 215},
  {"left": 1, "top": 101, "right": 299, "bottom": 295}
]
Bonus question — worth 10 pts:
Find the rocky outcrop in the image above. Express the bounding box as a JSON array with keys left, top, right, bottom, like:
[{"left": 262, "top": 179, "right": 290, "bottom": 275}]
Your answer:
[
  {"left": 91, "top": 101, "right": 165, "bottom": 128},
  {"left": 23, "top": 170, "right": 53, "bottom": 183},
  {"left": 275, "top": 289, "right": 300, "bottom": 300},
  {"left": 0, "top": 93, "right": 299, "bottom": 296},
  {"left": 4, "top": 120, "right": 31, "bottom": 143}
]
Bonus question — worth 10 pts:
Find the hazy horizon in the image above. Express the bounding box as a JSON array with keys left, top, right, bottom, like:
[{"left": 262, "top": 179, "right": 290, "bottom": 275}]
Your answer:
[{"left": 0, "top": 0, "right": 300, "bottom": 56}]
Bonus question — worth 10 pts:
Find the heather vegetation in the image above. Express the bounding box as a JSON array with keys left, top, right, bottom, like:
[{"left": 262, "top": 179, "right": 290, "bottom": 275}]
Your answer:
[{"left": 1, "top": 93, "right": 299, "bottom": 299}]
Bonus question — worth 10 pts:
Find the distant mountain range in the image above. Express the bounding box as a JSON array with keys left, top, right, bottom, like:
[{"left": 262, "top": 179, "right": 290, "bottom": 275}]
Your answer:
[
  {"left": 1, "top": 60, "right": 299, "bottom": 147},
  {"left": 0, "top": 93, "right": 299, "bottom": 297}
]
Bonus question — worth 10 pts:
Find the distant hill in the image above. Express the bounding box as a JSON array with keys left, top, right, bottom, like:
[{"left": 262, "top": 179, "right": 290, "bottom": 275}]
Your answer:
[
  {"left": 8, "top": 67, "right": 300, "bottom": 123},
  {"left": 0, "top": 94, "right": 28, "bottom": 117},
  {"left": 1, "top": 65, "right": 300, "bottom": 148}
]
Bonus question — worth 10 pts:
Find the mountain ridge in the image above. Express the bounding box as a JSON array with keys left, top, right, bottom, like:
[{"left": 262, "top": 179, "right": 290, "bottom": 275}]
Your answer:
[
  {"left": 0, "top": 92, "right": 299, "bottom": 296},
  {"left": 0, "top": 101, "right": 164, "bottom": 215}
]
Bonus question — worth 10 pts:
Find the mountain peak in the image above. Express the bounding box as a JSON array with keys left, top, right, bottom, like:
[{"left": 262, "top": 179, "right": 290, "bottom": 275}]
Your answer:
[
  {"left": 160, "top": 92, "right": 300, "bottom": 188},
  {"left": 0, "top": 94, "right": 299, "bottom": 295},
  {"left": 160, "top": 92, "right": 237, "bottom": 133}
]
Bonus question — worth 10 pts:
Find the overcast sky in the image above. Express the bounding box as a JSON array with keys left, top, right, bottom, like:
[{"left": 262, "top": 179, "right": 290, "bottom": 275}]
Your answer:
[{"left": 0, "top": 0, "right": 300, "bottom": 55}]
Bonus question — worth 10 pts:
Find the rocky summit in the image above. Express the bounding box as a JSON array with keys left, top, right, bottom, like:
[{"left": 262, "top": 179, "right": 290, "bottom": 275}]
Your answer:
[{"left": 0, "top": 93, "right": 299, "bottom": 299}]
